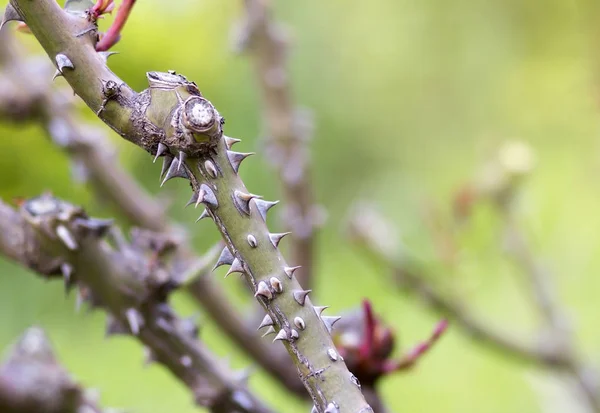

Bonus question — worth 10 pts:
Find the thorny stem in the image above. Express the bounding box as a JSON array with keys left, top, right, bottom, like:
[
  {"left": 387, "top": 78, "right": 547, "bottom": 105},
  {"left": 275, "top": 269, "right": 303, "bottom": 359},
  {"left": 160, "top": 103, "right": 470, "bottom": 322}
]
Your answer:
[
  {"left": 238, "top": 0, "right": 317, "bottom": 290},
  {"left": 0, "top": 196, "right": 272, "bottom": 413},
  {"left": 0, "top": 27, "right": 306, "bottom": 396},
  {"left": 95, "top": 0, "right": 136, "bottom": 52},
  {"left": 5, "top": 0, "right": 372, "bottom": 410},
  {"left": 0, "top": 327, "right": 106, "bottom": 413}
]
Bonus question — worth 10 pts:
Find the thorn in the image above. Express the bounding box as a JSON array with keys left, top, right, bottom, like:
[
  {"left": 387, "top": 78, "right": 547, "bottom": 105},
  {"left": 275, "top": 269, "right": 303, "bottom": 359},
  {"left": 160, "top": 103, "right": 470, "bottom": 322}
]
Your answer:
[
  {"left": 269, "top": 232, "right": 291, "bottom": 248},
  {"left": 290, "top": 329, "right": 299, "bottom": 340},
  {"left": 261, "top": 326, "right": 276, "bottom": 337},
  {"left": 195, "top": 184, "right": 218, "bottom": 208},
  {"left": 233, "top": 191, "right": 262, "bottom": 215},
  {"left": 225, "top": 258, "right": 245, "bottom": 278},
  {"left": 226, "top": 150, "right": 254, "bottom": 173},
  {"left": 125, "top": 308, "right": 143, "bottom": 335},
  {"left": 311, "top": 406, "right": 318, "bottom": 413},
  {"left": 161, "top": 156, "right": 188, "bottom": 186},
  {"left": 254, "top": 199, "right": 279, "bottom": 221},
  {"left": 321, "top": 316, "right": 341, "bottom": 333},
  {"left": 153, "top": 143, "right": 168, "bottom": 163},
  {"left": 52, "top": 70, "right": 63, "bottom": 81},
  {"left": 177, "top": 151, "right": 187, "bottom": 170},
  {"left": 269, "top": 277, "right": 283, "bottom": 293},
  {"left": 314, "top": 306, "right": 329, "bottom": 317},
  {"left": 195, "top": 209, "right": 210, "bottom": 222},
  {"left": 56, "top": 225, "right": 78, "bottom": 250},
  {"left": 98, "top": 51, "right": 119, "bottom": 64},
  {"left": 224, "top": 136, "right": 241, "bottom": 149},
  {"left": 284, "top": 266, "right": 301, "bottom": 279},
  {"left": 327, "top": 348, "right": 338, "bottom": 361},
  {"left": 75, "top": 288, "right": 85, "bottom": 313},
  {"left": 60, "top": 263, "right": 74, "bottom": 294},
  {"left": 160, "top": 154, "right": 174, "bottom": 180},
  {"left": 247, "top": 234, "right": 257, "bottom": 248},
  {"left": 254, "top": 281, "right": 273, "bottom": 300},
  {"left": 55, "top": 53, "right": 75, "bottom": 73},
  {"left": 204, "top": 160, "right": 218, "bottom": 178},
  {"left": 273, "top": 329, "right": 288, "bottom": 342},
  {"left": 293, "top": 289, "right": 311, "bottom": 306},
  {"left": 212, "top": 247, "right": 234, "bottom": 271},
  {"left": 73, "top": 217, "right": 112, "bottom": 236},
  {"left": 257, "top": 314, "right": 274, "bottom": 330},
  {"left": 0, "top": 3, "right": 23, "bottom": 31},
  {"left": 186, "top": 192, "right": 199, "bottom": 208},
  {"left": 294, "top": 317, "right": 306, "bottom": 330}
]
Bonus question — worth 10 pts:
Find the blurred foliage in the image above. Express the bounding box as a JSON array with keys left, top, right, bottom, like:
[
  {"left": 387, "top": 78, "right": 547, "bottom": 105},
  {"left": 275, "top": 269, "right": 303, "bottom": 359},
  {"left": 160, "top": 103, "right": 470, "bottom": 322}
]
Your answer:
[{"left": 1, "top": 0, "right": 600, "bottom": 412}]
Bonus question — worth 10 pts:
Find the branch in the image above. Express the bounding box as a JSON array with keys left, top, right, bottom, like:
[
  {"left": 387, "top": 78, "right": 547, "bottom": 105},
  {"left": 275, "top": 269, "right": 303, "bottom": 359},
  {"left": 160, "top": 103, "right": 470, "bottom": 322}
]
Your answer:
[
  {"left": 235, "top": 0, "right": 319, "bottom": 290},
  {"left": 346, "top": 203, "right": 570, "bottom": 367},
  {"left": 0, "top": 327, "right": 107, "bottom": 413},
  {"left": 0, "top": 27, "right": 303, "bottom": 397},
  {"left": 0, "top": 195, "right": 272, "bottom": 413},
  {"left": 4, "top": 1, "right": 372, "bottom": 410}
]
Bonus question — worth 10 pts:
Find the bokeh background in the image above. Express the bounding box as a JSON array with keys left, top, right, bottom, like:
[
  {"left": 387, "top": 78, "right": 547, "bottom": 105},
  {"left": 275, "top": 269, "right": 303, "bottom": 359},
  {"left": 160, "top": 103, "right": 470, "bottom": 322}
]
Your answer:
[{"left": 1, "top": 0, "right": 600, "bottom": 412}]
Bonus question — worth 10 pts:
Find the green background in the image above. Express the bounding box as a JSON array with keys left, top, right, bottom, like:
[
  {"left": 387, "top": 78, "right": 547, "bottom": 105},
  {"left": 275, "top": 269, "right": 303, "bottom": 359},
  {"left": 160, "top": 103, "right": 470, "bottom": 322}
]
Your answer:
[{"left": 1, "top": 0, "right": 600, "bottom": 412}]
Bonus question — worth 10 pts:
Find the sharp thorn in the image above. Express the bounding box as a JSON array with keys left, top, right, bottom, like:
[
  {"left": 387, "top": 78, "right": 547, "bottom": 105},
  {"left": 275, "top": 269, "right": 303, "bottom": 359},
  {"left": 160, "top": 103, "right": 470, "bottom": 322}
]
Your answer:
[
  {"left": 273, "top": 329, "right": 288, "bottom": 342},
  {"left": 284, "top": 266, "right": 301, "bottom": 279},
  {"left": 314, "top": 306, "right": 329, "bottom": 317},
  {"left": 56, "top": 225, "right": 78, "bottom": 250},
  {"left": 294, "top": 317, "right": 306, "bottom": 330},
  {"left": 261, "top": 326, "right": 276, "bottom": 337},
  {"left": 186, "top": 192, "right": 198, "bottom": 208},
  {"left": 125, "top": 308, "right": 143, "bottom": 335},
  {"left": 225, "top": 258, "right": 245, "bottom": 278},
  {"left": 212, "top": 247, "right": 234, "bottom": 271},
  {"left": 269, "top": 232, "right": 291, "bottom": 248},
  {"left": 269, "top": 277, "right": 283, "bottom": 293},
  {"left": 0, "top": 3, "right": 23, "bottom": 31},
  {"left": 247, "top": 234, "right": 257, "bottom": 248},
  {"left": 73, "top": 217, "right": 112, "bottom": 236},
  {"left": 321, "top": 316, "right": 342, "bottom": 333},
  {"left": 257, "top": 314, "right": 274, "bottom": 330},
  {"left": 254, "top": 199, "right": 279, "bottom": 221},
  {"left": 292, "top": 289, "right": 311, "bottom": 306},
  {"left": 254, "top": 281, "right": 273, "bottom": 300},
  {"left": 233, "top": 191, "right": 262, "bottom": 215},
  {"left": 55, "top": 53, "right": 75, "bottom": 73},
  {"left": 52, "top": 70, "right": 63, "bottom": 81},
  {"left": 325, "top": 402, "right": 340, "bottom": 413},
  {"left": 160, "top": 154, "right": 174, "bottom": 180},
  {"left": 195, "top": 184, "right": 218, "bottom": 208},
  {"left": 224, "top": 136, "right": 241, "bottom": 149},
  {"left": 98, "top": 51, "right": 119, "bottom": 63},
  {"left": 195, "top": 209, "right": 210, "bottom": 222},
  {"left": 226, "top": 150, "right": 254, "bottom": 173},
  {"left": 153, "top": 143, "right": 168, "bottom": 163},
  {"left": 160, "top": 156, "right": 188, "bottom": 186},
  {"left": 177, "top": 151, "right": 187, "bottom": 170}
]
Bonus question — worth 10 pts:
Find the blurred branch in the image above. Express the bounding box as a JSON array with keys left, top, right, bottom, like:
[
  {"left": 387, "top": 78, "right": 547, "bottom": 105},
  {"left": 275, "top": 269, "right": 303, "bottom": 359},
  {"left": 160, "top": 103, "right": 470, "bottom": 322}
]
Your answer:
[
  {"left": 0, "top": 327, "right": 107, "bottom": 413},
  {"left": 235, "top": 0, "right": 320, "bottom": 290},
  {"left": 0, "top": 27, "right": 303, "bottom": 396},
  {"left": 0, "top": 195, "right": 272, "bottom": 413},
  {"left": 346, "top": 202, "right": 570, "bottom": 367}
]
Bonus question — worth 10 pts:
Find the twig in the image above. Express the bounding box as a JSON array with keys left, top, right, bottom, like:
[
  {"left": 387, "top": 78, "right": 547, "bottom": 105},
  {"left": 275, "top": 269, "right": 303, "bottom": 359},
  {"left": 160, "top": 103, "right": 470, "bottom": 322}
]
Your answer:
[
  {"left": 0, "top": 327, "right": 107, "bottom": 413},
  {"left": 236, "top": 0, "right": 318, "bottom": 290},
  {"left": 0, "top": 27, "right": 302, "bottom": 396},
  {"left": 4, "top": 1, "right": 373, "bottom": 409},
  {"left": 0, "top": 195, "right": 272, "bottom": 413},
  {"left": 346, "top": 203, "right": 571, "bottom": 367}
]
